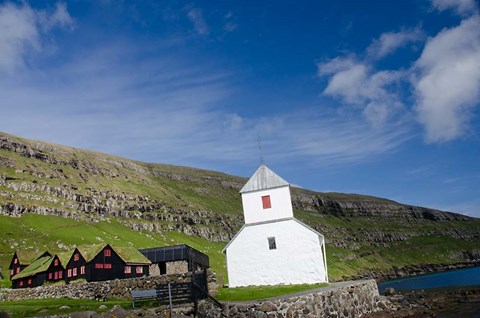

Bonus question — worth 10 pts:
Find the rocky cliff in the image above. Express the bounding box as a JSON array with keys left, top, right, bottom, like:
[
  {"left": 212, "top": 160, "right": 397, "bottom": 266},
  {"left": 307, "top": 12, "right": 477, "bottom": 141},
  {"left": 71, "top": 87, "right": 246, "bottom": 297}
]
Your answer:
[{"left": 0, "top": 131, "right": 479, "bottom": 281}]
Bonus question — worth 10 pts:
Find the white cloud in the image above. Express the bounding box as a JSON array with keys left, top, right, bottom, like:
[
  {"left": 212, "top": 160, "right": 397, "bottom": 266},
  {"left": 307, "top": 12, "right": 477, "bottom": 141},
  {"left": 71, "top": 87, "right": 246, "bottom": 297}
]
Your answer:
[
  {"left": 0, "top": 39, "right": 411, "bottom": 172},
  {"left": 367, "top": 28, "right": 424, "bottom": 59},
  {"left": 0, "top": 2, "right": 73, "bottom": 73},
  {"left": 318, "top": 56, "right": 404, "bottom": 127},
  {"left": 413, "top": 15, "right": 480, "bottom": 143},
  {"left": 431, "top": 0, "right": 478, "bottom": 16},
  {"left": 187, "top": 8, "right": 209, "bottom": 35}
]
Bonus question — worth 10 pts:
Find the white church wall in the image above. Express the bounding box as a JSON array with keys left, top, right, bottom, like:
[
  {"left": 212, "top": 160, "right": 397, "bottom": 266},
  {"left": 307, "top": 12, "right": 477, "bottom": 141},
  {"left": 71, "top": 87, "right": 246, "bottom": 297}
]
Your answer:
[
  {"left": 241, "top": 186, "right": 294, "bottom": 224},
  {"left": 226, "top": 219, "right": 327, "bottom": 287}
]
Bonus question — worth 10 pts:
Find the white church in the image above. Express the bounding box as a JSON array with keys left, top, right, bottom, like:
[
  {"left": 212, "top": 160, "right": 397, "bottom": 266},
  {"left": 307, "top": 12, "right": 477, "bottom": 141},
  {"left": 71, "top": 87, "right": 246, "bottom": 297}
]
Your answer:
[{"left": 224, "top": 165, "right": 328, "bottom": 287}]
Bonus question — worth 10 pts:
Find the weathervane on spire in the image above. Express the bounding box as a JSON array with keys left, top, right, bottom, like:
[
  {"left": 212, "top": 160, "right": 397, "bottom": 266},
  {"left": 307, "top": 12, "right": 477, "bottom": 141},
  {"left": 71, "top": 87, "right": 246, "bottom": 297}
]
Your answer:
[{"left": 257, "top": 134, "right": 264, "bottom": 165}]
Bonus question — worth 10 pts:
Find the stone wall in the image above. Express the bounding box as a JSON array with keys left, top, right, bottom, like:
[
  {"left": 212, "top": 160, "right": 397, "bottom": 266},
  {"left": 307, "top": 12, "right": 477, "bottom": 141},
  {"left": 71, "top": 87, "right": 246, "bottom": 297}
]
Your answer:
[
  {"left": 199, "top": 280, "right": 386, "bottom": 318},
  {"left": 0, "top": 271, "right": 215, "bottom": 302},
  {"left": 167, "top": 260, "right": 188, "bottom": 274}
]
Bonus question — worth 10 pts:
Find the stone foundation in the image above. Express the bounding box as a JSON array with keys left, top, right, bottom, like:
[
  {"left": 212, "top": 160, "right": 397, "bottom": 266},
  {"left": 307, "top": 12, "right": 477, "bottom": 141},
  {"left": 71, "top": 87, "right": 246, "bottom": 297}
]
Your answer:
[
  {"left": 0, "top": 271, "right": 216, "bottom": 302},
  {"left": 199, "top": 280, "right": 386, "bottom": 318}
]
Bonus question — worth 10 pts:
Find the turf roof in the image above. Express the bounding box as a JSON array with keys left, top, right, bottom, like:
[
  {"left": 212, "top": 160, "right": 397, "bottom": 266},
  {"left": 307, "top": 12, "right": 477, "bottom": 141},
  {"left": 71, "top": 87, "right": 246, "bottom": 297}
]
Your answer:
[
  {"left": 76, "top": 244, "right": 106, "bottom": 262},
  {"left": 111, "top": 246, "right": 151, "bottom": 265},
  {"left": 76, "top": 244, "right": 150, "bottom": 264},
  {"left": 57, "top": 250, "right": 75, "bottom": 267},
  {"left": 14, "top": 250, "right": 51, "bottom": 265},
  {"left": 12, "top": 256, "right": 54, "bottom": 280}
]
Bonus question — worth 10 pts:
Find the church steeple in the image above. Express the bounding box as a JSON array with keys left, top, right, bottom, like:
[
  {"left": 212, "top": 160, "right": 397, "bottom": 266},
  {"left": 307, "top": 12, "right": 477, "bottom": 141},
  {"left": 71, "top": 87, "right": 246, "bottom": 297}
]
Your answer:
[
  {"left": 240, "top": 165, "right": 289, "bottom": 193},
  {"left": 240, "top": 165, "right": 293, "bottom": 224}
]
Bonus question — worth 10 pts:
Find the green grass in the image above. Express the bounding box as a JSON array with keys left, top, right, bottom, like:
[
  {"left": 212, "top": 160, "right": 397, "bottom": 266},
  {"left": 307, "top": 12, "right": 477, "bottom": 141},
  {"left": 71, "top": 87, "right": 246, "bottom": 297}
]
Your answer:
[
  {"left": 0, "top": 214, "right": 228, "bottom": 287},
  {"left": 216, "top": 283, "right": 328, "bottom": 301},
  {"left": 0, "top": 298, "right": 130, "bottom": 318}
]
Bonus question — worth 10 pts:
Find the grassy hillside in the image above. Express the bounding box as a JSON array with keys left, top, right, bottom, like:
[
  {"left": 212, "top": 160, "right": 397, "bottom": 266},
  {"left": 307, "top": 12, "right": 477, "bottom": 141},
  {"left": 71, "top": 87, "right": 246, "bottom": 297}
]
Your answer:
[
  {"left": 0, "top": 214, "right": 226, "bottom": 288},
  {"left": 0, "top": 131, "right": 479, "bottom": 288}
]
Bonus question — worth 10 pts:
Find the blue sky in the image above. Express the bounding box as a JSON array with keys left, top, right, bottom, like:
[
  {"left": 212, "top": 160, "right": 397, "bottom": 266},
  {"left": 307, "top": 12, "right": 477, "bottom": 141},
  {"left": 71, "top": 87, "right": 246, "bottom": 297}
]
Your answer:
[{"left": 1, "top": 0, "right": 479, "bottom": 217}]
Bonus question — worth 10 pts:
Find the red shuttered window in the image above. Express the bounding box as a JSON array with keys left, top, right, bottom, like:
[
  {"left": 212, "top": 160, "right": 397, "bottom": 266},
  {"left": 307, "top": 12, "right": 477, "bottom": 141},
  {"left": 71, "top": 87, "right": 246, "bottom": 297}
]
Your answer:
[
  {"left": 80, "top": 266, "right": 85, "bottom": 275},
  {"left": 54, "top": 259, "right": 59, "bottom": 266},
  {"left": 95, "top": 263, "right": 104, "bottom": 269},
  {"left": 262, "top": 195, "right": 271, "bottom": 209},
  {"left": 136, "top": 266, "right": 143, "bottom": 274},
  {"left": 74, "top": 253, "right": 79, "bottom": 261},
  {"left": 10, "top": 269, "right": 13, "bottom": 276},
  {"left": 67, "top": 269, "right": 72, "bottom": 277},
  {"left": 104, "top": 249, "right": 111, "bottom": 257},
  {"left": 16, "top": 268, "right": 20, "bottom": 274},
  {"left": 73, "top": 268, "right": 77, "bottom": 276},
  {"left": 124, "top": 266, "right": 131, "bottom": 274},
  {"left": 59, "top": 271, "right": 63, "bottom": 279},
  {"left": 28, "top": 279, "right": 32, "bottom": 285},
  {"left": 104, "top": 263, "right": 112, "bottom": 269},
  {"left": 14, "top": 258, "right": 17, "bottom": 264},
  {"left": 19, "top": 281, "right": 23, "bottom": 287}
]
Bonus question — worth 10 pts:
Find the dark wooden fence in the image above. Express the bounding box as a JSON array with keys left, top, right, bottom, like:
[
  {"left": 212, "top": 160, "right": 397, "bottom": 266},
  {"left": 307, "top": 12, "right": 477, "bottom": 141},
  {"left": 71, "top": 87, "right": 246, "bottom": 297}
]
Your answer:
[{"left": 131, "top": 271, "right": 222, "bottom": 315}]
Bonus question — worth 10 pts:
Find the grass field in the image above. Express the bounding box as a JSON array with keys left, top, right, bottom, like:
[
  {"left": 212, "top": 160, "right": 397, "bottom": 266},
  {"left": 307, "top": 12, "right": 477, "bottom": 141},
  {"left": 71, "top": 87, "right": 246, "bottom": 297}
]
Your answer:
[{"left": 0, "top": 298, "right": 130, "bottom": 318}]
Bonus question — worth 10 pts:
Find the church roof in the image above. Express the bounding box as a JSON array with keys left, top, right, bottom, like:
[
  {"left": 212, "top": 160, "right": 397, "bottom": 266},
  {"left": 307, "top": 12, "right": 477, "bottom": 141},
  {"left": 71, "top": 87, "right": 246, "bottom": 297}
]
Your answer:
[{"left": 240, "top": 165, "right": 289, "bottom": 193}]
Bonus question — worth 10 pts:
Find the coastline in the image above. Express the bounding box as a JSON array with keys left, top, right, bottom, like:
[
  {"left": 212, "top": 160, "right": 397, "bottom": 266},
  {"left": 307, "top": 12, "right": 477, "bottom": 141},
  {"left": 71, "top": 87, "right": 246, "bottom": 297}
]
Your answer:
[
  {"left": 365, "top": 286, "right": 480, "bottom": 318},
  {"left": 344, "top": 260, "right": 480, "bottom": 283}
]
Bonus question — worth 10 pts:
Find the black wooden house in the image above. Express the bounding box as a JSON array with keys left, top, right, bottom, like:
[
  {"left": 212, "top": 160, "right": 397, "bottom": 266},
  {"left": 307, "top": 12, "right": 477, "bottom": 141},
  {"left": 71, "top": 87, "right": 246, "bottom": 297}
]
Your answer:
[
  {"left": 9, "top": 251, "right": 51, "bottom": 279},
  {"left": 78, "top": 244, "right": 151, "bottom": 282},
  {"left": 59, "top": 248, "right": 87, "bottom": 284},
  {"left": 11, "top": 254, "right": 64, "bottom": 289}
]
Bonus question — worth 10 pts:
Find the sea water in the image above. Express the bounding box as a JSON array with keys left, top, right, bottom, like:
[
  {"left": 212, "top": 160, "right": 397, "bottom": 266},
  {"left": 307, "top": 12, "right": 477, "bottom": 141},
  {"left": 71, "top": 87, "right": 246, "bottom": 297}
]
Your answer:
[{"left": 378, "top": 266, "right": 480, "bottom": 294}]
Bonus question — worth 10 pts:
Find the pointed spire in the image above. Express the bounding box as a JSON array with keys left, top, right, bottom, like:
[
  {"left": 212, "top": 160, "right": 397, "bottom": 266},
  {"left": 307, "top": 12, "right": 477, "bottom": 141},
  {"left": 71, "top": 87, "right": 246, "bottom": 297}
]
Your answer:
[{"left": 240, "top": 165, "right": 289, "bottom": 193}]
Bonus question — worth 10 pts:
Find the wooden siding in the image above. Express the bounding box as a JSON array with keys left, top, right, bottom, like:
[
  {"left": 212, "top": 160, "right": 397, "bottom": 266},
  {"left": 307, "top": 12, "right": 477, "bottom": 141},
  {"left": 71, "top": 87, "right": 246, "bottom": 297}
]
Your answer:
[
  {"left": 87, "top": 245, "right": 149, "bottom": 282},
  {"left": 65, "top": 248, "right": 87, "bottom": 283}
]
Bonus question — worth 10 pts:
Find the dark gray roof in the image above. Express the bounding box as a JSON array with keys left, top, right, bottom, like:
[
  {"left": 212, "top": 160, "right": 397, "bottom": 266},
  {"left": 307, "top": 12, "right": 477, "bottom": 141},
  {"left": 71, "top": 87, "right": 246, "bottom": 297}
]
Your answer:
[
  {"left": 139, "top": 245, "right": 209, "bottom": 268},
  {"left": 240, "top": 165, "right": 289, "bottom": 193}
]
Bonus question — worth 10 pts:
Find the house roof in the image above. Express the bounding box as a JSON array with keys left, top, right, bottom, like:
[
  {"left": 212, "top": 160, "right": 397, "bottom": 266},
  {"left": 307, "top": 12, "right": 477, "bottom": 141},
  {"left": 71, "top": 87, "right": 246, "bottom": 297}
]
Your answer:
[
  {"left": 77, "top": 244, "right": 150, "bottom": 265},
  {"left": 240, "top": 165, "right": 289, "bottom": 193},
  {"left": 57, "top": 250, "right": 75, "bottom": 267},
  {"left": 77, "top": 244, "right": 106, "bottom": 262},
  {"left": 139, "top": 244, "right": 209, "bottom": 268},
  {"left": 112, "top": 246, "right": 151, "bottom": 265},
  {"left": 13, "top": 250, "right": 51, "bottom": 266},
  {"left": 11, "top": 256, "right": 54, "bottom": 280}
]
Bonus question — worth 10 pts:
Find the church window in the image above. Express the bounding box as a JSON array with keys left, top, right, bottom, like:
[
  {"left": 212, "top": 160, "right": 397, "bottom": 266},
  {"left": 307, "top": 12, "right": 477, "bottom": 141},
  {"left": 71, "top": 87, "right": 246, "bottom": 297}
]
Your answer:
[
  {"left": 268, "top": 237, "right": 277, "bottom": 250},
  {"left": 262, "top": 195, "right": 271, "bottom": 209}
]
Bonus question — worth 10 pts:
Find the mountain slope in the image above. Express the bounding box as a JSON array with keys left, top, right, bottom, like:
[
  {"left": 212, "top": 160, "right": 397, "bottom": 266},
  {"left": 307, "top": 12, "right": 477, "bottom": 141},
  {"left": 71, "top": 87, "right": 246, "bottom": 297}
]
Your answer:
[{"left": 0, "top": 131, "right": 479, "bottom": 286}]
